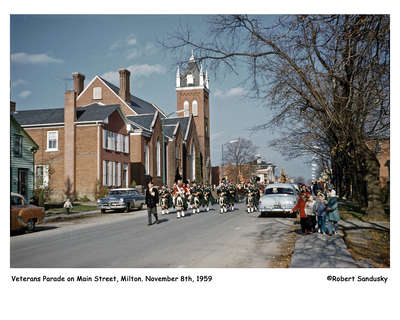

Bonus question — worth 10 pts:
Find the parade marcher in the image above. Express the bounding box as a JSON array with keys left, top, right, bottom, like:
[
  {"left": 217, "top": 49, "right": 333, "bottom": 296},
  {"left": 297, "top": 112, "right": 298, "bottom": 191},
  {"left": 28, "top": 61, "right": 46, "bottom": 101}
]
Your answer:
[
  {"left": 159, "top": 185, "right": 172, "bottom": 215},
  {"left": 174, "top": 178, "right": 188, "bottom": 219},
  {"left": 63, "top": 198, "right": 73, "bottom": 215},
  {"left": 190, "top": 181, "right": 202, "bottom": 214},
  {"left": 305, "top": 194, "right": 316, "bottom": 232},
  {"left": 245, "top": 183, "right": 256, "bottom": 213},
  {"left": 145, "top": 181, "right": 159, "bottom": 225},
  {"left": 202, "top": 184, "right": 215, "bottom": 212},
  {"left": 313, "top": 193, "right": 328, "bottom": 234},
  {"left": 327, "top": 189, "right": 340, "bottom": 236},
  {"left": 217, "top": 181, "right": 228, "bottom": 213},
  {"left": 290, "top": 192, "right": 310, "bottom": 234}
]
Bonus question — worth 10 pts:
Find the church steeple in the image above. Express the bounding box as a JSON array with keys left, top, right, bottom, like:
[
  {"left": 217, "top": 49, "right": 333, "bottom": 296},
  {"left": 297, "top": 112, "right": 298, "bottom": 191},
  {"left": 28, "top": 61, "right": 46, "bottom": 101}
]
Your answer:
[{"left": 176, "top": 65, "right": 180, "bottom": 88}]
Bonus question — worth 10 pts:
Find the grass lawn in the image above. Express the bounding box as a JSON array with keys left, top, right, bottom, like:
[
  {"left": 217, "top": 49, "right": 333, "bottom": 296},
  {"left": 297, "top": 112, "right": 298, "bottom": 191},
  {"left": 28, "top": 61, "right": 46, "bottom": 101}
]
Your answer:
[
  {"left": 339, "top": 200, "right": 390, "bottom": 268},
  {"left": 46, "top": 205, "right": 99, "bottom": 216}
]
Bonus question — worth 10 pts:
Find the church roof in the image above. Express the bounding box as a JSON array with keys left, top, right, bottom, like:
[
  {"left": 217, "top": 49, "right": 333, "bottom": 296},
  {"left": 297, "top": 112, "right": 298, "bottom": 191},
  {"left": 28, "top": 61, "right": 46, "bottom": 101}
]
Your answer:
[
  {"left": 127, "top": 113, "right": 155, "bottom": 131},
  {"left": 162, "top": 117, "right": 190, "bottom": 140},
  {"left": 98, "top": 76, "right": 167, "bottom": 117},
  {"left": 12, "top": 103, "right": 120, "bottom": 126}
]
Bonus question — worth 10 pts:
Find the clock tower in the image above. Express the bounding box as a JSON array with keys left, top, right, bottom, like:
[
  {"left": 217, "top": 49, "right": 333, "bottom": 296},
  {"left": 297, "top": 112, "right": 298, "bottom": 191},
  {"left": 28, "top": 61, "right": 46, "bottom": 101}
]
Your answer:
[{"left": 176, "top": 52, "right": 211, "bottom": 183}]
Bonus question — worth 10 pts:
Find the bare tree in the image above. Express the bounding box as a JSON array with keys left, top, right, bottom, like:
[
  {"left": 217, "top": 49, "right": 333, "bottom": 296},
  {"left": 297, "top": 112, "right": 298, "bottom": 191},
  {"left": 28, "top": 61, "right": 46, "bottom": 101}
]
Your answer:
[
  {"left": 223, "top": 138, "right": 258, "bottom": 183},
  {"left": 162, "top": 15, "right": 389, "bottom": 218}
]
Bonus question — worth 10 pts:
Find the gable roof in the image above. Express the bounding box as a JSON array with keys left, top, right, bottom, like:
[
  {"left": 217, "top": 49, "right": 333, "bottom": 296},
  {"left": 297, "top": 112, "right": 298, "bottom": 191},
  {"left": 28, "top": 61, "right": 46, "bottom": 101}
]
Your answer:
[
  {"left": 162, "top": 116, "right": 190, "bottom": 141},
  {"left": 98, "top": 76, "right": 167, "bottom": 117},
  {"left": 127, "top": 113, "right": 155, "bottom": 131},
  {"left": 162, "top": 123, "right": 179, "bottom": 139},
  {"left": 12, "top": 103, "right": 120, "bottom": 126},
  {"left": 10, "top": 115, "right": 39, "bottom": 148}
]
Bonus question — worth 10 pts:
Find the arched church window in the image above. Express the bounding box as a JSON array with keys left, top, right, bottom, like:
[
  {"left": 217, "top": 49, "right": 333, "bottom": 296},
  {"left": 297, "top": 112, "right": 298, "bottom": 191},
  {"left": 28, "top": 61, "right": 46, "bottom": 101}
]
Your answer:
[
  {"left": 192, "top": 100, "right": 198, "bottom": 116},
  {"left": 184, "top": 101, "right": 189, "bottom": 117}
]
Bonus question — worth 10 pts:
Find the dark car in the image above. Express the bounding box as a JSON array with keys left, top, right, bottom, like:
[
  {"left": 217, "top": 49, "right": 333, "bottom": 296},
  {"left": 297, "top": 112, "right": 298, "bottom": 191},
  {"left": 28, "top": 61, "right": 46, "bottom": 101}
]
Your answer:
[{"left": 97, "top": 188, "right": 145, "bottom": 213}]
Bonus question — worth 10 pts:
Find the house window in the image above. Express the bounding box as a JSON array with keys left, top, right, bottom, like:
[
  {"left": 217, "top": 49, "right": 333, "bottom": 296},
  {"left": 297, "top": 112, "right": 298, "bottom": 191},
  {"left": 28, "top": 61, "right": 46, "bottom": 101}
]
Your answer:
[
  {"left": 93, "top": 87, "right": 102, "bottom": 100},
  {"left": 46, "top": 131, "right": 58, "bottom": 151},
  {"left": 124, "top": 135, "right": 129, "bottom": 154},
  {"left": 145, "top": 143, "right": 150, "bottom": 175},
  {"left": 192, "top": 100, "right": 198, "bottom": 116},
  {"left": 13, "top": 134, "right": 23, "bottom": 158},
  {"left": 156, "top": 139, "right": 161, "bottom": 177},
  {"left": 35, "top": 165, "right": 49, "bottom": 187},
  {"left": 184, "top": 101, "right": 189, "bottom": 117}
]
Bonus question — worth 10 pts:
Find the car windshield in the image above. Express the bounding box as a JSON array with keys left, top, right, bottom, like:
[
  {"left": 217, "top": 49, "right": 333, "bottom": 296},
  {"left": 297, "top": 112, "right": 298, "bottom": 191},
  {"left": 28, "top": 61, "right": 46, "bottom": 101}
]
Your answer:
[
  {"left": 11, "top": 195, "right": 24, "bottom": 205},
  {"left": 265, "top": 187, "right": 294, "bottom": 195},
  {"left": 109, "top": 190, "right": 128, "bottom": 196}
]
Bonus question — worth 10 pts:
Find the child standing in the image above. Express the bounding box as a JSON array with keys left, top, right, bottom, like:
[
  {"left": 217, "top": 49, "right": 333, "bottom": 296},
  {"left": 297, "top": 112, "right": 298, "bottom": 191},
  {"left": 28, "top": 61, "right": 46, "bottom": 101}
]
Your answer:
[
  {"left": 291, "top": 193, "right": 310, "bottom": 234},
  {"left": 63, "top": 198, "right": 73, "bottom": 214},
  {"left": 327, "top": 190, "right": 340, "bottom": 235},
  {"left": 313, "top": 193, "right": 328, "bottom": 234}
]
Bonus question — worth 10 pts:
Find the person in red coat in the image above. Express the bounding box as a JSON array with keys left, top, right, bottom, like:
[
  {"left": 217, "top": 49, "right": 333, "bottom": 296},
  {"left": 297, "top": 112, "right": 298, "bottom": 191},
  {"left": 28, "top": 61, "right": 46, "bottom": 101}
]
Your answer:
[{"left": 290, "top": 193, "right": 310, "bottom": 234}]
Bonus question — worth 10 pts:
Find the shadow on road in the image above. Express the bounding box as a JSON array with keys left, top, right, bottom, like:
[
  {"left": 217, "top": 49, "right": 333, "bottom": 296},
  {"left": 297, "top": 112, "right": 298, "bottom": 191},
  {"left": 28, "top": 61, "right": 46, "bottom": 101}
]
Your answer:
[{"left": 10, "top": 225, "right": 59, "bottom": 237}]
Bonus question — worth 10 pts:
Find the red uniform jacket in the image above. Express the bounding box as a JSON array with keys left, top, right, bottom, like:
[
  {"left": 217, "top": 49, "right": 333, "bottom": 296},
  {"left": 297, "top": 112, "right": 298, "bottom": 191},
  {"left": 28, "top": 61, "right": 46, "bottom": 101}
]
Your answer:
[{"left": 292, "top": 198, "right": 307, "bottom": 218}]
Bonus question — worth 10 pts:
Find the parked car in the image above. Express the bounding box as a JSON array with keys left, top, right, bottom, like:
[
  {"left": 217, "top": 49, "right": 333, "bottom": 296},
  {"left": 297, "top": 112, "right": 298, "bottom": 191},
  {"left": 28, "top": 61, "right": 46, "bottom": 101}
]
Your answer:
[
  {"left": 10, "top": 192, "right": 45, "bottom": 233},
  {"left": 97, "top": 188, "right": 145, "bottom": 213},
  {"left": 259, "top": 183, "right": 298, "bottom": 217}
]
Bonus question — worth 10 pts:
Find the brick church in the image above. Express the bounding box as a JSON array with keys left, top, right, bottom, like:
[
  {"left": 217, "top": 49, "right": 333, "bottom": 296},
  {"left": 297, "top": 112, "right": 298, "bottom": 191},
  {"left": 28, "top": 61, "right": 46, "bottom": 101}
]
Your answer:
[{"left": 11, "top": 53, "right": 212, "bottom": 200}]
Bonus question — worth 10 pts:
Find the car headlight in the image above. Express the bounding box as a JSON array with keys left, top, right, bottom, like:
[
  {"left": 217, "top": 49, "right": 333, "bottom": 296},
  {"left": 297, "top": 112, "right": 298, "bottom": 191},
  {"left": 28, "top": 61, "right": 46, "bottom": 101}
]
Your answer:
[
  {"left": 119, "top": 198, "right": 124, "bottom": 203},
  {"left": 97, "top": 199, "right": 101, "bottom": 203}
]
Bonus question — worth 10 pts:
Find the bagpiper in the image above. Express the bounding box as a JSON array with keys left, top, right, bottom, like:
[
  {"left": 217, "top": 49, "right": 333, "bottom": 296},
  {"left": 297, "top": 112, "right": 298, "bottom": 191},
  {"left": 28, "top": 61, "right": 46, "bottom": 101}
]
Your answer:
[
  {"left": 217, "top": 181, "right": 228, "bottom": 214},
  {"left": 174, "top": 178, "right": 188, "bottom": 219},
  {"left": 189, "top": 181, "right": 202, "bottom": 214},
  {"left": 201, "top": 184, "right": 215, "bottom": 212},
  {"left": 159, "top": 185, "right": 172, "bottom": 215}
]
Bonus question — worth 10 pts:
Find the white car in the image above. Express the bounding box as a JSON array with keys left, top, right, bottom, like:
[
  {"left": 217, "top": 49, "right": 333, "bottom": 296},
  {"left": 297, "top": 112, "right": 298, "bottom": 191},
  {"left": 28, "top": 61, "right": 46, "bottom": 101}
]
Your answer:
[{"left": 259, "top": 183, "right": 298, "bottom": 217}]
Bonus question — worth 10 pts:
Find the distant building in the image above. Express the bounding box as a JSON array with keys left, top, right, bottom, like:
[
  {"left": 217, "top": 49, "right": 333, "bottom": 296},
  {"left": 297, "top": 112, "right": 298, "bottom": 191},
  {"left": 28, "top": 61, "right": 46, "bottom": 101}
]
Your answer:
[{"left": 10, "top": 102, "right": 39, "bottom": 201}]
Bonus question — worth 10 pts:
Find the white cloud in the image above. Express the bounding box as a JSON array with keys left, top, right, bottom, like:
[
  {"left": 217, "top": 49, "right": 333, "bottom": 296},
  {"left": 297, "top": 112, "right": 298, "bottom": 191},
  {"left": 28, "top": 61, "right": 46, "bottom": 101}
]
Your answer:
[
  {"left": 11, "top": 79, "right": 27, "bottom": 87},
  {"left": 126, "top": 49, "right": 140, "bottom": 60},
  {"left": 214, "top": 87, "right": 247, "bottom": 98},
  {"left": 226, "top": 87, "right": 247, "bottom": 97},
  {"left": 126, "top": 34, "right": 137, "bottom": 46},
  {"left": 11, "top": 52, "right": 63, "bottom": 64},
  {"left": 101, "top": 64, "right": 166, "bottom": 85},
  {"left": 18, "top": 90, "right": 32, "bottom": 99}
]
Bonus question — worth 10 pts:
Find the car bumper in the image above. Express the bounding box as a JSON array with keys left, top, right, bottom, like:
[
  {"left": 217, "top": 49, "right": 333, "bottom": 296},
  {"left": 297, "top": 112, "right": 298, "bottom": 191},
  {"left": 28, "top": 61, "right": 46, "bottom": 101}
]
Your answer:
[{"left": 98, "top": 204, "right": 126, "bottom": 210}]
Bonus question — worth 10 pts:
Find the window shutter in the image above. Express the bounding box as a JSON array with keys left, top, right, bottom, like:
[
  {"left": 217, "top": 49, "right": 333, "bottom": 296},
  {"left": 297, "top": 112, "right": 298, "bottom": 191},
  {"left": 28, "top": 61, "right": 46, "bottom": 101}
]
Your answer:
[
  {"left": 108, "top": 161, "right": 112, "bottom": 186},
  {"left": 114, "top": 133, "right": 118, "bottom": 152},
  {"left": 112, "top": 162, "right": 115, "bottom": 186},
  {"left": 117, "top": 162, "right": 121, "bottom": 186},
  {"left": 125, "top": 136, "right": 129, "bottom": 153},
  {"left": 103, "top": 161, "right": 107, "bottom": 186},
  {"left": 103, "top": 130, "right": 106, "bottom": 150}
]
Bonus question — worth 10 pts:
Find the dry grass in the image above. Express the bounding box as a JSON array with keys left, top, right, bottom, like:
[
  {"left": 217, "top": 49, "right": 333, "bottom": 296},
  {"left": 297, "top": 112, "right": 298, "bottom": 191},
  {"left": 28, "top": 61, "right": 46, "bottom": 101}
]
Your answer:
[{"left": 269, "top": 221, "right": 298, "bottom": 268}]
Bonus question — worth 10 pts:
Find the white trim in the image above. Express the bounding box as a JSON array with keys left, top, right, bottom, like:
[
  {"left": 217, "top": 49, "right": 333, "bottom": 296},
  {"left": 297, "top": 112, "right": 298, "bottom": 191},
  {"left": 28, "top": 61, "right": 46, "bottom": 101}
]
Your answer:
[
  {"left": 21, "top": 123, "right": 64, "bottom": 128},
  {"left": 176, "top": 86, "right": 209, "bottom": 93},
  {"left": 152, "top": 103, "right": 167, "bottom": 118},
  {"left": 173, "top": 123, "right": 180, "bottom": 136},
  {"left": 77, "top": 75, "right": 138, "bottom": 115},
  {"left": 150, "top": 110, "right": 159, "bottom": 130},
  {"left": 130, "top": 131, "right": 151, "bottom": 137},
  {"left": 97, "top": 124, "right": 100, "bottom": 181},
  {"left": 184, "top": 116, "right": 192, "bottom": 141}
]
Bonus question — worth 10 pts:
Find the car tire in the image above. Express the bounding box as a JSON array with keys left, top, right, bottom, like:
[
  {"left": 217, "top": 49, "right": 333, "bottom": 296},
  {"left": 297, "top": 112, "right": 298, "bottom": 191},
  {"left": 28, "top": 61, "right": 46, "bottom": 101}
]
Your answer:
[
  {"left": 26, "top": 219, "right": 36, "bottom": 233},
  {"left": 125, "top": 203, "right": 131, "bottom": 213}
]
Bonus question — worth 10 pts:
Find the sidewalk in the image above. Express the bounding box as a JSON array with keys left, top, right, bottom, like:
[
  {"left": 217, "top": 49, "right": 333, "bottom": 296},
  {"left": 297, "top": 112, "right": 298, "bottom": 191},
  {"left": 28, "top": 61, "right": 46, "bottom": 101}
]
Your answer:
[
  {"left": 290, "top": 219, "right": 389, "bottom": 268},
  {"left": 43, "top": 210, "right": 100, "bottom": 222}
]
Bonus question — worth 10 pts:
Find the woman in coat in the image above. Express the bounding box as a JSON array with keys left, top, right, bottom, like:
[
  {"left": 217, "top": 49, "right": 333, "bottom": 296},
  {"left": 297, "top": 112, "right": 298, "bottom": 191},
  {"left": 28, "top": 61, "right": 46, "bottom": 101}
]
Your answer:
[{"left": 327, "top": 189, "right": 340, "bottom": 235}]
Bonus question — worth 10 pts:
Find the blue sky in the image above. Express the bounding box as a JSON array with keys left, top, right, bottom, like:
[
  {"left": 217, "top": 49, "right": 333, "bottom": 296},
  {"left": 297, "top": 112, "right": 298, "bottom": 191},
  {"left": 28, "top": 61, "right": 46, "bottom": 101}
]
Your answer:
[{"left": 10, "top": 14, "right": 311, "bottom": 180}]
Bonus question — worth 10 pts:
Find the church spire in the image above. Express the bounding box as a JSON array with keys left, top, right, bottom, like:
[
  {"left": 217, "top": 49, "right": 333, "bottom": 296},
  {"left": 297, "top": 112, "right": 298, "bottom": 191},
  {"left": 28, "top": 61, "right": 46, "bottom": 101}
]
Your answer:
[
  {"left": 176, "top": 65, "right": 180, "bottom": 88},
  {"left": 189, "top": 49, "right": 195, "bottom": 62}
]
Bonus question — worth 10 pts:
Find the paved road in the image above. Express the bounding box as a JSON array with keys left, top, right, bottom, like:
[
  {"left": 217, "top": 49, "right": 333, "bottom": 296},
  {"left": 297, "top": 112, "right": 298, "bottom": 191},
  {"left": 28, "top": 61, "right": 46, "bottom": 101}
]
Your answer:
[{"left": 10, "top": 203, "right": 296, "bottom": 268}]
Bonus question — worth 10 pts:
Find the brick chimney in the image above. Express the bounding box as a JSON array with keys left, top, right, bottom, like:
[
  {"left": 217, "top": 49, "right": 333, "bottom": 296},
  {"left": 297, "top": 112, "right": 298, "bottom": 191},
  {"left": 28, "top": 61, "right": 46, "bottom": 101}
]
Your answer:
[
  {"left": 72, "top": 72, "right": 85, "bottom": 96},
  {"left": 10, "top": 101, "right": 16, "bottom": 113},
  {"left": 119, "top": 69, "right": 131, "bottom": 103},
  {"left": 64, "top": 90, "right": 77, "bottom": 197}
]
